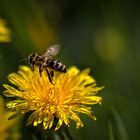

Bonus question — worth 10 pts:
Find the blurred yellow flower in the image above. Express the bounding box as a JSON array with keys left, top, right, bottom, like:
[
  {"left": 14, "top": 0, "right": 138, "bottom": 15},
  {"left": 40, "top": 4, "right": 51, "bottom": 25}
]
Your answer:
[
  {"left": 0, "top": 96, "right": 20, "bottom": 140},
  {"left": 3, "top": 65, "right": 103, "bottom": 131},
  {"left": 0, "top": 19, "right": 11, "bottom": 42},
  {"left": 94, "top": 27, "right": 126, "bottom": 61}
]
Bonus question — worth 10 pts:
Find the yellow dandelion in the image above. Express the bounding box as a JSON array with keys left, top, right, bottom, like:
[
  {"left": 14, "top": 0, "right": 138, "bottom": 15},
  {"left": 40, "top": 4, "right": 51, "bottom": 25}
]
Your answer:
[
  {"left": 0, "top": 18, "right": 11, "bottom": 42},
  {"left": 3, "top": 65, "right": 103, "bottom": 131},
  {"left": 0, "top": 96, "right": 20, "bottom": 140}
]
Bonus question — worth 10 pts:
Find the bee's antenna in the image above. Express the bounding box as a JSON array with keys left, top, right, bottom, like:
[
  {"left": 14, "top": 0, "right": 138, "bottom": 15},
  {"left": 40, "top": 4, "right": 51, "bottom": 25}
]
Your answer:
[{"left": 18, "top": 58, "right": 28, "bottom": 63}]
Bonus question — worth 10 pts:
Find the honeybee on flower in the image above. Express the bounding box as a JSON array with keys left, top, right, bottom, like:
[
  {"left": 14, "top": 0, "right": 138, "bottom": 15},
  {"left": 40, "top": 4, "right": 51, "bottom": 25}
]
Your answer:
[{"left": 28, "top": 44, "right": 67, "bottom": 84}]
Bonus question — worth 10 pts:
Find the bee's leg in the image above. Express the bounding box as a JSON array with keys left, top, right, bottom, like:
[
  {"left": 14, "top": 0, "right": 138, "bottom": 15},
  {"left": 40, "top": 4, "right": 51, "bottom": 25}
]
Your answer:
[
  {"left": 50, "top": 70, "right": 54, "bottom": 78},
  {"left": 39, "top": 65, "right": 43, "bottom": 77},
  {"left": 46, "top": 68, "right": 54, "bottom": 85}
]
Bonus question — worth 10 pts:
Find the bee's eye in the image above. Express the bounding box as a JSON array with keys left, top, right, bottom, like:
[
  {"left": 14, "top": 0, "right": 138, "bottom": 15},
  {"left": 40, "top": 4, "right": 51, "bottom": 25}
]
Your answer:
[
  {"left": 28, "top": 53, "right": 35, "bottom": 62},
  {"left": 31, "top": 53, "right": 36, "bottom": 59}
]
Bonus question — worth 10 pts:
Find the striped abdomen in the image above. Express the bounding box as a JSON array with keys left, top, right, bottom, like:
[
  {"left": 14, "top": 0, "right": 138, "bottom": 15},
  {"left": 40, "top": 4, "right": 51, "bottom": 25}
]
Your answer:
[{"left": 47, "top": 59, "right": 67, "bottom": 72}]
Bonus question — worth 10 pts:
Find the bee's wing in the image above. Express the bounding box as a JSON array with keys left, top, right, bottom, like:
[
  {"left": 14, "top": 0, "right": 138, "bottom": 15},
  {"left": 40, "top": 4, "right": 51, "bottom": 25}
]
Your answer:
[{"left": 44, "top": 44, "right": 60, "bottom": 58}]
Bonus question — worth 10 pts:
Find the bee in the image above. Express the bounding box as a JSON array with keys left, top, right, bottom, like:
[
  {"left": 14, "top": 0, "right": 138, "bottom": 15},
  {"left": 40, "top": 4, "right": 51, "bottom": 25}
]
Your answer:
[{"left": 28, "top": 44, "right": 67, "bottom": 84}]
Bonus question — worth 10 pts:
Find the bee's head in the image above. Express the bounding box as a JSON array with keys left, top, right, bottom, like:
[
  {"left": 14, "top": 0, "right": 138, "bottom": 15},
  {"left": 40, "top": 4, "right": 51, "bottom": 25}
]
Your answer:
[{"left": 28, "top": 52, "right": 37, "bottom": 64}]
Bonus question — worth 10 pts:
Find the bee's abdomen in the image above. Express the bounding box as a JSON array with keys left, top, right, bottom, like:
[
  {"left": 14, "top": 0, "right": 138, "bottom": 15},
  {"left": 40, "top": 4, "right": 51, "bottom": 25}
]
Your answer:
[{"left": 47, "top": 59, "right": 67, "bottom": 72}]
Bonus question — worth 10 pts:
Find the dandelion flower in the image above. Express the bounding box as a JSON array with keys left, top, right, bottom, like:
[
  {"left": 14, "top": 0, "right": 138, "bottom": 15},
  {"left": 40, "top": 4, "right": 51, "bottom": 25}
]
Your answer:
[
  {"left": 3, "top": 65, "right": 103, "bottom": 131},
  {"left": 0, "top": 96, "right": 20, "bottom": 140},
  {"left": 0, "top": 19, "right": 11, "bottom": 42}
]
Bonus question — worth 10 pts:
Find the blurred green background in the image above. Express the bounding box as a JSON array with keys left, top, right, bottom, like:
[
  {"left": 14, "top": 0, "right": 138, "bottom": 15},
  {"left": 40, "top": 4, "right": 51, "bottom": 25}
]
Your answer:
[{"left": 0, "top": 0, "right": 140, "bottom": 140}]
